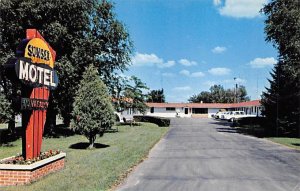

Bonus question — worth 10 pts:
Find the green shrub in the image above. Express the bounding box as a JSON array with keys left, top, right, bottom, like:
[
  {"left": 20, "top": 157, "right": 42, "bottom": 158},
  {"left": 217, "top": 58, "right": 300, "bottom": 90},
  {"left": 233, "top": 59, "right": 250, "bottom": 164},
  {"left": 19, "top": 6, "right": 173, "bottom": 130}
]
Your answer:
[
  {"left": 233, "top": 117, "right": 266, "bottom": 137},
  {"left": 234, "top": 117, "right": 266, "bottom": 127},
  {"left": 71, "top": 65, "right": 114, "bottom": 149},
  {"left": 134, "top": 115, "right": 170, "bottom": 127}
]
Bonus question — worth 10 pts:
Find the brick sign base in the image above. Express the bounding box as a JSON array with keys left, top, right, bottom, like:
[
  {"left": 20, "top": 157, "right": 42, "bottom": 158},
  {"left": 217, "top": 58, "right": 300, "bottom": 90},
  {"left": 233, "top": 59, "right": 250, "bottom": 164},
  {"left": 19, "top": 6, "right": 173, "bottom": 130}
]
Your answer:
[{"left": 0, "top": 153, "right": 66, "bottom": 186}]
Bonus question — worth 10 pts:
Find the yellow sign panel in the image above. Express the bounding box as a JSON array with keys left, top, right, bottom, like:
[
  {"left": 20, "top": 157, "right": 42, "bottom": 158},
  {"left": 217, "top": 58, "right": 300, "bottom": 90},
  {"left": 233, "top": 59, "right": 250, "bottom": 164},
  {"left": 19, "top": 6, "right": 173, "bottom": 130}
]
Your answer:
[{"left": 24, "top": 38, "right": 54, "bottom": 68}]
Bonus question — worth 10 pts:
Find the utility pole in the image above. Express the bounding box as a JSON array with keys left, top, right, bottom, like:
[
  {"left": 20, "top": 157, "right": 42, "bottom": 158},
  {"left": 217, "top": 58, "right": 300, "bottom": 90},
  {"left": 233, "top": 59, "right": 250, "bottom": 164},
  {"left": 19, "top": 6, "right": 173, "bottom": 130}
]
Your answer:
[{"left": 234, "top": 77, "right": 237, "bottom": 103}]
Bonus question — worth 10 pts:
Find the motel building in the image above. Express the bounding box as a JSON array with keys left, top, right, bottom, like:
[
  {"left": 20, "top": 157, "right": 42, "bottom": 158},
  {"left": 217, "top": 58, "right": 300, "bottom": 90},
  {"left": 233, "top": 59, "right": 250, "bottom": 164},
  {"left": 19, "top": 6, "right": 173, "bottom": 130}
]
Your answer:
[{"left": 143, "top": 100, "right": 262, "bottom": 118}]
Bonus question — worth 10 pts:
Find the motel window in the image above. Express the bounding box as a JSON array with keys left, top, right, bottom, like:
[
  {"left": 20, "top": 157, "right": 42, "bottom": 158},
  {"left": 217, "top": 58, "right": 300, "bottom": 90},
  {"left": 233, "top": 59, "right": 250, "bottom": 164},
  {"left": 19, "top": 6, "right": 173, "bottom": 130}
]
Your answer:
[
  {"left": 192, "top": 108, "right": 208, "bottom": 114},
  {"left": 150, "top": 107, "right": 154, "bottom": 113},
  {"left": 166, "top": 107, "right": 175, "bottom": 111}
]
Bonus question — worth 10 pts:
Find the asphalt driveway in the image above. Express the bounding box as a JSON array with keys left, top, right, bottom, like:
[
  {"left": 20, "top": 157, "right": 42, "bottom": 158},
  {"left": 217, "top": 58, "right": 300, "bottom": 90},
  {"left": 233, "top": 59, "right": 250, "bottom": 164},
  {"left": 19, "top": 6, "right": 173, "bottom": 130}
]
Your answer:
[{"left": 117, "top": 118, "right": 300, "bottom": 191}]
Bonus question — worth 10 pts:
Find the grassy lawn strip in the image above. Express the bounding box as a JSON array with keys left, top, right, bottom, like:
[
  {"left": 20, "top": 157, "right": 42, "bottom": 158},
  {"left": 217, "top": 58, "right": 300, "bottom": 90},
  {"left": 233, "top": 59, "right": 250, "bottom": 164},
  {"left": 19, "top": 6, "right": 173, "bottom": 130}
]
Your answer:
[
  {"left": 0, "top": 122, "right": 169, "bottom": 191},
  {"left": 267, "top": 137, "right": 300, "bottom": 150}
]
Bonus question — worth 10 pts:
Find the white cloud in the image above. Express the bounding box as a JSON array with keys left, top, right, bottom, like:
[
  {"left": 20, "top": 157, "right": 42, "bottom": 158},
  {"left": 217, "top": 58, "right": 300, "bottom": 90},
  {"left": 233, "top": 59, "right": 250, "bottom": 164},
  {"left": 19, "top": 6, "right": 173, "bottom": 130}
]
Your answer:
[
  {"left": 131, "top": 53, "right": 175, "bottom": 68},
  {"left": 180, "top": 70, "right": 205, "bottom": 78},
  {"left": 180, "top": 70, "right": 190, "bottom": 76},
  {"left": 162, "top": 72, "right": 175, "bottom": 77},
  {"left": 173, "top": 86, "right": 192, "bottom": 91},
  {"left": 158, "top": 60, "right": 175, "bottom": 68},
  {"left": 215, "top": 0, "right": 268, "bottom": 18},
  {"left": 208, "top": 67, "right": 231, "bottom": 75},
  {"left": 213, "top": 0, "right": 222, "bottom": 6},
  {"left": 249, "top": 57, "right": 277, "bottom": 68},
  {"left": 179, "top": 59, "right": 197, "bottom": 66},
  {"left": 191, "top": 72, "right": 205, "bottom": 78},
  {"left": 132, "top": 52, "right": 162, "bottom": 66},
  {"left": 212, "top": 46, "right": 227, "bottom": 54}
]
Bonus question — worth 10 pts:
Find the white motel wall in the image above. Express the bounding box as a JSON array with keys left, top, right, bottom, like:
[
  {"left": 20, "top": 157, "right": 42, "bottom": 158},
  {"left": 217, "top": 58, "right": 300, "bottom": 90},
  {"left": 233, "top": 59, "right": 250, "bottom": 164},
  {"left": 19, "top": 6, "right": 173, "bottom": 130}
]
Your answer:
[
  {"left": 119, "top": 100, "right": 262, "bottom": 119},
  {"left": 145, "top": 100, "right": 262, "bottom": 118}
]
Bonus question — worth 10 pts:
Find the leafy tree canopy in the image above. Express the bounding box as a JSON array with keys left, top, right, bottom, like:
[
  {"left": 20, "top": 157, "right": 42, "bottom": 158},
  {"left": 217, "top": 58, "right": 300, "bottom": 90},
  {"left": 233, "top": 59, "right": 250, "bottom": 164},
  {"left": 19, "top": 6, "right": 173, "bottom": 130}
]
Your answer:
[
  {"left": 147, "top": 89, "right": 165, "bottom": 103},
  {"left": 0, "top": 0, "right": 133, "bottom": 126},
  {"left": 188, "top": 84, "right": 250, "bottom": 103}
]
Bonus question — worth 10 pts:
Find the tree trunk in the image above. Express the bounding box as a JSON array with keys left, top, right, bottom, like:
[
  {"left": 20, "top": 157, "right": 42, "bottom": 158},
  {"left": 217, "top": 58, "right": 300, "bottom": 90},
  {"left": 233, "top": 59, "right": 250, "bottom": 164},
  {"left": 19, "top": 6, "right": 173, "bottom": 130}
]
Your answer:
[
  {"left": 89, "top": 134, "right": 96, "bottom": 149},
  {"left": 8, "top": 113, "right": 15, "bottom": 135},
  {"left": 45, "top": 95, "right": 57, "bottom": 136}
]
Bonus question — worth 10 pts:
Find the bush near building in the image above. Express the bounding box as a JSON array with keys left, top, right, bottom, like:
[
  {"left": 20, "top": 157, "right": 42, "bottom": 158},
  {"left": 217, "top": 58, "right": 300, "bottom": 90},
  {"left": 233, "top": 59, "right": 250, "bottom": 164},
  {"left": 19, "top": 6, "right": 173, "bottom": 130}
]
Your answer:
[{"left": 134, "top": 116, "right": 170, "bottom": 127}]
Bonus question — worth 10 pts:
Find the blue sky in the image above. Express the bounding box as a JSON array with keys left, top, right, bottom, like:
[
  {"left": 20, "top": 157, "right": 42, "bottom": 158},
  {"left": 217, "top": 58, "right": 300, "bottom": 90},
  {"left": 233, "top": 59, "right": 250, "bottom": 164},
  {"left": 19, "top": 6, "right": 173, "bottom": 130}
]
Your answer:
[{"left": 114, "top": 0, "right": 277, "bottom": 102}]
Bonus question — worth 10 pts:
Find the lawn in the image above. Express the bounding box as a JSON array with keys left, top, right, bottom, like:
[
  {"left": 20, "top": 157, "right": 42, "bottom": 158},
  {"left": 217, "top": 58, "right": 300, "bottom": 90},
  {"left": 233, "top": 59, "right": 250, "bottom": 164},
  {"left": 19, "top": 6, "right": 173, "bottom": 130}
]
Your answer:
[
  {"left": 0, "top": 123, "right": 169, "bottom": 191},
  {"left": 267, "top": 137, "right": 300, "bottom": 150}
]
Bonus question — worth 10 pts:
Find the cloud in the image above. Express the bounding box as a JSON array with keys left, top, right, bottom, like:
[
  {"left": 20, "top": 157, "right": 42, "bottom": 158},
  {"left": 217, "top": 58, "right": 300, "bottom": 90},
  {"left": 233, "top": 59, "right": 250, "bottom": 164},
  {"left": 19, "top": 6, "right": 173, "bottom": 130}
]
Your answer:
[
  {"left": 180, "top": 70, "right": 205, "bottom": 78},
  {"left": 158, "top": 60, "right": 175, "bottom": 68},
  {"left": 212, "top": 46, "right": 227, "bottom": 54},
  {"left": 179, "top": 59, "right": 197, "bottom": 66},
  {"left": 208, "top": 67, "right": 231, "bottom": 75},
  {"left": 162, "top": 72, "right": 175, "bottom": 77},
  {"left": 213, "top": 0, "right": 222, "bottom": 6},
  {"left": 249, "top": 57, "right": 277, "bottom": 68},
  {"left": 214, "top": 0, "right": 268, "bottom": 18},
  {"left": 180, "top": 70, "right": 190, "bottom": 76},
  {"left": 173, "top": 86, "right": 192, "bottom": 91},
  {"left": 191, "top": 72, "right": 205, "bottom": 78},
  {"left": 132, "top": 53, "right": 175, "bottom": 68}
]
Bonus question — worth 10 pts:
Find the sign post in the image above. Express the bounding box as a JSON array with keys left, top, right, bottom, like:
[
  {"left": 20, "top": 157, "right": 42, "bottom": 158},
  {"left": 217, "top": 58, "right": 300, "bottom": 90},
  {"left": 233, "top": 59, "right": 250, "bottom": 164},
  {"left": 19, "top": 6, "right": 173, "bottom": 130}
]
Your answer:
[{"left": 5, "top": 29, "right": 57, "bottom": 160}]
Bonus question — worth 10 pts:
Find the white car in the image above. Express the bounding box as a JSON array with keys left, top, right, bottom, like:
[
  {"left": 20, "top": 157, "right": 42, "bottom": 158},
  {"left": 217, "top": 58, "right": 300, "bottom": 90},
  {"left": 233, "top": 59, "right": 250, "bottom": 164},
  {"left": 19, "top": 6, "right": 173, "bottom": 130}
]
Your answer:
[
  {"left": 221, "top": 111, "right": 232, "bottom": 120},
  {"left": 227, "top": 111, "right": 256, "bottom": 122},
  {"left": 214, "top": 112, "right": 225, "bottom": 119}
]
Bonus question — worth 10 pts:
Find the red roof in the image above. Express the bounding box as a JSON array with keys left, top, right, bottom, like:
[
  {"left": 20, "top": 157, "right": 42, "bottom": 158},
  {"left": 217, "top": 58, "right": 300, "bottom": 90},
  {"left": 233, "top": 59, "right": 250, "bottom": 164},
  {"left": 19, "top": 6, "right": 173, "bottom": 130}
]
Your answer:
[{"left": 146, "top": 100, "right": 261, "bottom": 108}]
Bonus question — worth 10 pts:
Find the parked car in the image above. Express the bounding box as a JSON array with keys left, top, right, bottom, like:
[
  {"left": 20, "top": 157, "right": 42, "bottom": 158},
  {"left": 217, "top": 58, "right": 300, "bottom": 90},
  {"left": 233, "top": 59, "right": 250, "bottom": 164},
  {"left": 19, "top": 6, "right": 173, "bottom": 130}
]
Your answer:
[
  {"left": 221, "top": 112, "right": 231, "bottom": 120},
  {"left": 214, "top": 112, "right": 225, "bottom": 119},
  {"left": 226, "top": 111, "right": 256, "bottom": 122}
]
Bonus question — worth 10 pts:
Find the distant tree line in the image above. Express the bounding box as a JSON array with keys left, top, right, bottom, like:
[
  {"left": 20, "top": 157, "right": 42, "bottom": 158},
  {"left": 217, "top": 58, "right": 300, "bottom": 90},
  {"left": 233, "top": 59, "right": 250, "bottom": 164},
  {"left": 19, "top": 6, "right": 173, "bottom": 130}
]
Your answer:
[
  {"left": 188, "top": 85, "right": 250, "bottom": 103},
  {"left": 261, "top": 0, "right": 300, "bottom": 137}
]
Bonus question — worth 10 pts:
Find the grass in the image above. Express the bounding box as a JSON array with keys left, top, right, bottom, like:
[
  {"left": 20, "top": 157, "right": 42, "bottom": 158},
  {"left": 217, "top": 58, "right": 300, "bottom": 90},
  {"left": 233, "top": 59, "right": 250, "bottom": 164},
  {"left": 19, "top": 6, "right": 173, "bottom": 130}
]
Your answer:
[
  {"left": 267, "top": 137, "right": 300, "bottom": 150},
  {"left": 0, "top": 123, "right": 169, "bottom": 191}
]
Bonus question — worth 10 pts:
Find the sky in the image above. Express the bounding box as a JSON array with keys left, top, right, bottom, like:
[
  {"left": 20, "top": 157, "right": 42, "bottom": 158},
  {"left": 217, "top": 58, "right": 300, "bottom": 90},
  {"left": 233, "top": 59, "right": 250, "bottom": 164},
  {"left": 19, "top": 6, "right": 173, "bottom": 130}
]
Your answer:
[{"left": 113, "top": 0, "right": 277, "bottom": 103}]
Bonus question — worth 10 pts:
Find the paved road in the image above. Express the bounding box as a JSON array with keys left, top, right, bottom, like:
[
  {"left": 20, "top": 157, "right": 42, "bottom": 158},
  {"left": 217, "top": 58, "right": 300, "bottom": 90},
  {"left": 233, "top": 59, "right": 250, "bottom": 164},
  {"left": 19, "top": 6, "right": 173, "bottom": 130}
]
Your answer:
[{"left": 117, "top": 118, "right": 300, "bottom": 191}]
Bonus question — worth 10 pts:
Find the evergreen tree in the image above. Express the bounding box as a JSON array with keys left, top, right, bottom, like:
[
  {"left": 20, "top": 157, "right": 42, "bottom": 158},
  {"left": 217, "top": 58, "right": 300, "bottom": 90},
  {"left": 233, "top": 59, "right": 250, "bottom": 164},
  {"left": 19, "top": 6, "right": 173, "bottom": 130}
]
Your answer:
[
  {"left": 262, "top": 0, "right": 300, "bottom": 137},
  {"left": 71, "top": 65, "right": 114, "bottom": 149}
]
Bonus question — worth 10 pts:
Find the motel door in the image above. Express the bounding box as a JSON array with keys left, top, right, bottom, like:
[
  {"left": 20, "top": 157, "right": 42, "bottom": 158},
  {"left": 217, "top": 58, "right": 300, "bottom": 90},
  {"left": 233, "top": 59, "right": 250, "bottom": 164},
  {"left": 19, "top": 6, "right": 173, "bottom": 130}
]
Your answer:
[{"left": 184, "top": 108, "right": 189, "bottom": 115}]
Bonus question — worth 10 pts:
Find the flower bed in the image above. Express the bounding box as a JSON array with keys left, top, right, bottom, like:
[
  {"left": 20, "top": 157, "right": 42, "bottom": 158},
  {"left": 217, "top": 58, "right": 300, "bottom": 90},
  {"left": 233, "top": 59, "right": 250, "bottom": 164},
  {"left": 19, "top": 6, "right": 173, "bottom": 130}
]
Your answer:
[
  {"left": 0, "top": 150, "right": 61, "bottom": 165},
  {"left": 0, "top": 152, "right": 66, "bottom": 186}
]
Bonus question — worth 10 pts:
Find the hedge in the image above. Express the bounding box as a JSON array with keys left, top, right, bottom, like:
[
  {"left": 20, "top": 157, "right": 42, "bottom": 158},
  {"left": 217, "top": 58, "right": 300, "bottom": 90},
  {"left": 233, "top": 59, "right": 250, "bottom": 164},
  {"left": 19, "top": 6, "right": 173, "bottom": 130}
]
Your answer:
[
  {"left": 133, "top": 116, "right": 170, "bottom": 127},
  {"left": 232, "top": 117, "right": 266, "bottom": 137}
]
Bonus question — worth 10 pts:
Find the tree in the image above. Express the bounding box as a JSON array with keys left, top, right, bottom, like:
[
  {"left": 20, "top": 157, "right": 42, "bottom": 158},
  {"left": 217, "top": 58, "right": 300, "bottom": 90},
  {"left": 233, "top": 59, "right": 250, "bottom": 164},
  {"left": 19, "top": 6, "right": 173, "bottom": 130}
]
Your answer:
[
  {"left": 0, "top": 91, "right": 12, "bottom": 124},
  {"left": 123, "top": 76, "right": 149, "bottom": 114},
  {"left": 188, "top": 91, "right": 211, "bottom": 103},
  {"left": 71, "top": 65, "right": 114, "bottom": 149},
  {"left": 261, "top": 0, "right": 300, "bottom": 137},
  {"left": 0, "top": 0, "right": 133, "bottom": 129},
  {"left": 188, "top": 84, "right": 250, "bottom": 103},
  {"left": 0, "top": 0, "right": 94, "bottom": 132},
  {"left": 55, "top": 0, "right": 132, "bottom": 125},
  {"left": 147, "top": 89, "right": 165, "bottom": 103},
  {"left": 237, "top": 85, "right": 250, "bottom": 103}
]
